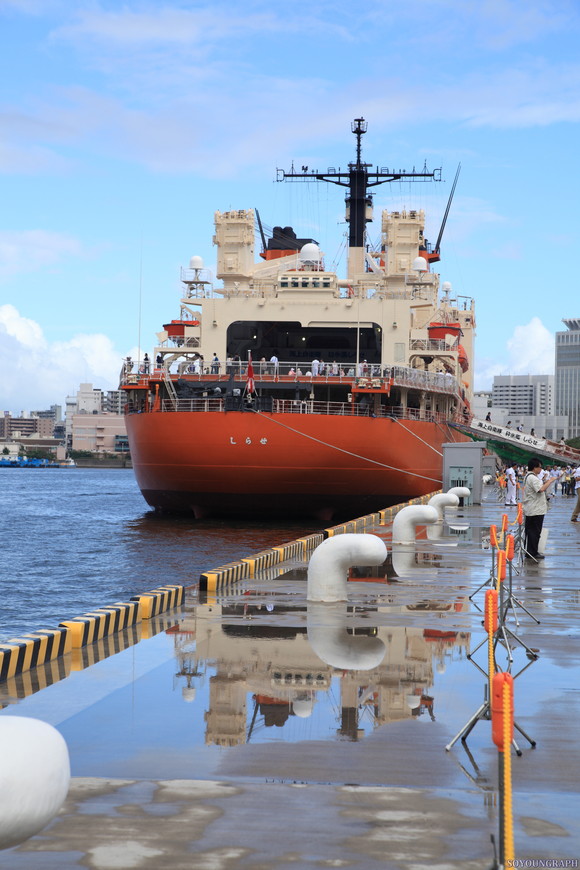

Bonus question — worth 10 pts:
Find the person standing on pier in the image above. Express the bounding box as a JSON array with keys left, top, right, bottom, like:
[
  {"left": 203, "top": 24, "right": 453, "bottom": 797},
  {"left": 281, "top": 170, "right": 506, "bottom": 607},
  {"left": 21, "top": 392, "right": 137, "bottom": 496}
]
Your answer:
[
  {"left": 505, "top": 462, "right": 517, "bottom": 506},
  {"left": 522, "top": 458, "right": 557, "bottom": 560}
]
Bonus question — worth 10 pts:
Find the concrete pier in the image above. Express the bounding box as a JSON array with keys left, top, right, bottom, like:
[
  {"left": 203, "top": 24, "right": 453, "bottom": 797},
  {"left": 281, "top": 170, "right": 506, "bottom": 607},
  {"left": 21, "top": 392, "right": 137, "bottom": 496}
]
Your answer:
[{"left": 0, "top": 487, "right": 579, "bottom": 867}]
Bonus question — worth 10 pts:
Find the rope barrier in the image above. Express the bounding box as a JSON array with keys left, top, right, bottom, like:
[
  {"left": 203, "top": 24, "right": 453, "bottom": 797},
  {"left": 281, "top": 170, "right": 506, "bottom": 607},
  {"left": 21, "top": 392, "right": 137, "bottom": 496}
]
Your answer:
[
  {"left": 502, "top": 679, "right": 515, "bottom": 865},
  {"left": 485, "top": 589, "right": 497, "bottom": 684},
  {"left": 496, "top": 550, "right": 506, "bottom": 592}
]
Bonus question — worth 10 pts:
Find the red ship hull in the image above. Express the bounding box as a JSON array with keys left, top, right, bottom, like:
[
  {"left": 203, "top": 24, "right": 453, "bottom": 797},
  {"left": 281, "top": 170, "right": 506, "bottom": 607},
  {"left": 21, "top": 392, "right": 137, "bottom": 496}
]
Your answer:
[{"left": 126, "top": 409, "right": 466, "bottom": 521}]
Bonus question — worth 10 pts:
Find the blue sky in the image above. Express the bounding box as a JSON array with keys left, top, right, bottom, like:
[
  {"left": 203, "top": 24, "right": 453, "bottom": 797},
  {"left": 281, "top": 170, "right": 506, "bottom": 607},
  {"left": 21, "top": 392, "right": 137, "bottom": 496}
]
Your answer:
[{"left": 1, "top": 0, "right": 579, "bottom": 413}]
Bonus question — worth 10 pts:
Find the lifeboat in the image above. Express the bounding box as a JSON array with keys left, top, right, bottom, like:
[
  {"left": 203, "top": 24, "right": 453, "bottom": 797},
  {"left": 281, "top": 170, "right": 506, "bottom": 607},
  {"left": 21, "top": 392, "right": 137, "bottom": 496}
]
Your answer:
[
  {"left": 427, "top": 321, "right": 462, "bottom": 341},
  {"left": 162, "top": 319, "right": 200, "bottom": 339},
  {"left": 458, "top": 344, "right": 469, "bottom": 372}
]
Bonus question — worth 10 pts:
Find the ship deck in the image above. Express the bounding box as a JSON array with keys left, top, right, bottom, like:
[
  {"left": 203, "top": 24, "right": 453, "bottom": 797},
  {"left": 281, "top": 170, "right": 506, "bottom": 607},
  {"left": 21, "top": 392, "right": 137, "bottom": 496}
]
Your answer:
[{"left": 1, "top": 487, "right": 579, "bottom": 868}]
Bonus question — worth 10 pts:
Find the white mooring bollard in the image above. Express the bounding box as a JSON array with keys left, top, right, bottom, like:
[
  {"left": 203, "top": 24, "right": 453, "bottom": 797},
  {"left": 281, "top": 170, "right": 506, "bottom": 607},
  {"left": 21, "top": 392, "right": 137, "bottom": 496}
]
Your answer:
[
  {"left": 307, "top": 533, "right": 387, "bottom": 602},
  {"left": 391, "top": 505, "right": 439, "bottom": 545},
  {"left": 428, "top": 492, "right": 460, "bottom": 519},
  {"left": 0, "top": 716, "right": 70, "bottom": 851}
]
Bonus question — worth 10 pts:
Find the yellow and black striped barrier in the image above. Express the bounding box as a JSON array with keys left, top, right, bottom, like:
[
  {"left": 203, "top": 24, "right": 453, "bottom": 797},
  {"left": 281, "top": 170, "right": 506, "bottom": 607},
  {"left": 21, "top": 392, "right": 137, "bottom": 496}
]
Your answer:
[
  {"left": 131, "top": 584, "right": 184, "bottom": 619},
  {"left": 60, "top": 603, "right": 142, "bottom": 649},
  {"left": 96, "top": 601, "right": 142, "bottom": 631},
  {"left": 0, "top": 628, "right": 72, "bottom": 681},
  {"left": 240, "top": 549, "right": 280, "bottom": 580},
  {"left": 201, "top": 530, "right": 328, "bottom": 591},
  {"left": 0, "top": 584, "right": 185, "bottom": 683},
  {"left": 296, "top": 533, "right": 325, "bottom": 557}
]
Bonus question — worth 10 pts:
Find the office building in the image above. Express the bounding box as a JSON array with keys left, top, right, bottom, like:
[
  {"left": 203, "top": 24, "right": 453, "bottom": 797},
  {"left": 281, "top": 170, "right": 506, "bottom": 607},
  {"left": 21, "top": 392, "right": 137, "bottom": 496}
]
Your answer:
[
  {"left": 492, "top": 374, "right": 554, "bottom": 417},
  {"left": 555, "top": 318, "right": 580, "bottom": 440}
]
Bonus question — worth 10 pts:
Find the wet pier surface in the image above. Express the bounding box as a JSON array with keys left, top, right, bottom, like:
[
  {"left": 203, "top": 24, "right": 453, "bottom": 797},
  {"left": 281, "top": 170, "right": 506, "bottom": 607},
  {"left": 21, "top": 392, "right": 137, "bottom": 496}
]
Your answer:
[{"left": 1, "top": 487, "right": 579, "bottom": 868}]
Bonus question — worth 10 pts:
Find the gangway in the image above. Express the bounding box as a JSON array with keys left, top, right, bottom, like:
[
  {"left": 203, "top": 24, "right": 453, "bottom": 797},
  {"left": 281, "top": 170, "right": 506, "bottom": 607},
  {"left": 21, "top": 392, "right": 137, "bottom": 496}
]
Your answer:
[{"left": 452, "top": 418, "right": 580, "bottom": 466}]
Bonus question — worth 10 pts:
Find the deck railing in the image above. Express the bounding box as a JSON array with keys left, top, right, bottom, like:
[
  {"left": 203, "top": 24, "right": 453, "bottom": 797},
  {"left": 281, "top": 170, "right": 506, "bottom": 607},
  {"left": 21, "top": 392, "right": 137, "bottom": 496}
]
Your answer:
[
  {"left": 121, "top": 361, "right": 460, "bottom": 397},
  {"left": 126, "top": 397, "right": 461, "bottom": 425}
]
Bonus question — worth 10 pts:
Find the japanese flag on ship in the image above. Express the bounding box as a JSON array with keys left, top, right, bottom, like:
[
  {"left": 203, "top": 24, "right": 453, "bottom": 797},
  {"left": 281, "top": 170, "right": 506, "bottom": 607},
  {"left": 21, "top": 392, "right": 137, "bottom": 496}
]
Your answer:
[{"left": 246, "top": 352, "right": 255, "bottom": 394}]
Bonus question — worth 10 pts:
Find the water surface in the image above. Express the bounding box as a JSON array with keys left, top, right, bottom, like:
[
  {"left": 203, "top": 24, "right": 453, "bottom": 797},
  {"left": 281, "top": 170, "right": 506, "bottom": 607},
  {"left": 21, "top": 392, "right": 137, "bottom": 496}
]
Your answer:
[{"left": 0, "top": 468, "right": 312, "bottom": 641}]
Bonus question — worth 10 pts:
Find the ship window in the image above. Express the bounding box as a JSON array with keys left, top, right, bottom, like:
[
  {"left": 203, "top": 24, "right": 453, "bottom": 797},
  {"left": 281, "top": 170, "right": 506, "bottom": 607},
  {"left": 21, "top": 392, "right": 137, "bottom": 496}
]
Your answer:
[
  {"left": 301, "top": 279, "right": 309, "bottom": 287},
  {"left": 291, "top": 278, "right": 299, "bottom": 287},
  {"left": 323, "top": 279, "right": 330, "bottom": 287},
  {"left": 280, "top": 278, "right": 288, "bottom": 287},
  {"left": 312, "top": 279, "right": 320, "bottom": 287}
]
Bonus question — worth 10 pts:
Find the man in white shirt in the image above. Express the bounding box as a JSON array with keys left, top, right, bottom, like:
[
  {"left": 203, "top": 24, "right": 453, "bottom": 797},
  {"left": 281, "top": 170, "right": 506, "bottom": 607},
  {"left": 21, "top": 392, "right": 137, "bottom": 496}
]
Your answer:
[{"left": 522, "top": 458, "right": 557, "bottom": 560}]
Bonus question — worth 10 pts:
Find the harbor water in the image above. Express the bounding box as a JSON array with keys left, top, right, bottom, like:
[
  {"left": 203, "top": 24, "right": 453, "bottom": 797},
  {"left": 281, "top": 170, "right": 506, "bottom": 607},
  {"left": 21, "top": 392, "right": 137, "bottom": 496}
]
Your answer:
[{"left": 0, "top": 467, "right": 311, "bottom": 643}]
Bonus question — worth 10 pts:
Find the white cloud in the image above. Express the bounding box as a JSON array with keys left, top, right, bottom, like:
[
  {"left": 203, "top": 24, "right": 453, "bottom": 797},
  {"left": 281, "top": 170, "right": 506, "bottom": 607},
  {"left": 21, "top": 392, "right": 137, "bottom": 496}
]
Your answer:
[
  {"left": 0, "top": 1, "right": 578, "bottom": 178},
  {"left": 475, "top": 316, "right": 554, "bottom": 389},
  {"left": 0, "top": 230, "right": 84, "bottom": 278},
  {"left": 0, "top": 305, "right": 127, "bottom": 412}
]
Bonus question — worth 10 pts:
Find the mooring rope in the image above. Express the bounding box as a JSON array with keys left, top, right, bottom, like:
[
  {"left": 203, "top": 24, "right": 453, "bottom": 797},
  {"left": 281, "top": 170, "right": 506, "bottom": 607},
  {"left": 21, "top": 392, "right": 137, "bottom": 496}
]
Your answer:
[
  {"left": 252, "top": 410, "right": 443, "bottom": 484},
  {"left": 391, "top": 419, "right": 444, "bottom": 456}
]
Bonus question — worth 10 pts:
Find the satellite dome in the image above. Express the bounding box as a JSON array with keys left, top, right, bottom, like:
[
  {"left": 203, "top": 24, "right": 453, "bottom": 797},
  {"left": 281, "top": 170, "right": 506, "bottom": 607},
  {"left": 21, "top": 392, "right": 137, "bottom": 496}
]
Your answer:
[
  {"left": 442, "top": 281, "right": 452, "bottom": 292},
  {"left": 299, "top": 243, "right": 322, "bottom": 265},
  {"left": 189, "top": 255, "right": 204, "bottom": 269},
  {"left": 412, "top": 256, "right": 428, "bottom": 272}
]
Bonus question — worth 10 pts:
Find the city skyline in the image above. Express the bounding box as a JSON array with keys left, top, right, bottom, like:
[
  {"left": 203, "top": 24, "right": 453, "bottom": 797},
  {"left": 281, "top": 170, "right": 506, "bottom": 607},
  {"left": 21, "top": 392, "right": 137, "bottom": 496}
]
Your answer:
[{"left": 1, "top": 0, "right": 580, "bottom": 414}]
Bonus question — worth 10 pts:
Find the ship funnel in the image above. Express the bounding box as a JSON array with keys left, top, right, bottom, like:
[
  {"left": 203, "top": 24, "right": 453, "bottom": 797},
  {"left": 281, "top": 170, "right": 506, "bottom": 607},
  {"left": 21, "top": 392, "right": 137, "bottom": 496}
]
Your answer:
[
  {"left": 189, "top": 255, "right": 204, "bottom": 269},
  {"left": 412, "top": 256, "right": 428, "bottom": 272}
]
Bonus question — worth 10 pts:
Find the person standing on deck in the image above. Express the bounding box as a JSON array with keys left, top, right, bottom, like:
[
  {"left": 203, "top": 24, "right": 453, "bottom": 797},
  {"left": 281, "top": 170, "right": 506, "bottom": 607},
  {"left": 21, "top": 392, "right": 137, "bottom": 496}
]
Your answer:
[{"left": 522, "top": 458, "right": 556, "bottom": 560}]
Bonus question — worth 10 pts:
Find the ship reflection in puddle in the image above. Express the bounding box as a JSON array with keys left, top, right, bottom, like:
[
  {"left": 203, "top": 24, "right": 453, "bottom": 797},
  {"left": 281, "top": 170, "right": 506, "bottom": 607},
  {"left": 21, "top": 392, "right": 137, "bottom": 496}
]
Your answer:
[{"left": 171, "top": 590, "right": 470, "bottom": 746}]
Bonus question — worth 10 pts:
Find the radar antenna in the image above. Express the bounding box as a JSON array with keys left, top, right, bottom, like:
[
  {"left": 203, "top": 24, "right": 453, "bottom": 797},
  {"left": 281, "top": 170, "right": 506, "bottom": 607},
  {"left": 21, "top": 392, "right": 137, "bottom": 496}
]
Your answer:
[{"left": 276, "top": 118, "right": 441, "bottom": 254}]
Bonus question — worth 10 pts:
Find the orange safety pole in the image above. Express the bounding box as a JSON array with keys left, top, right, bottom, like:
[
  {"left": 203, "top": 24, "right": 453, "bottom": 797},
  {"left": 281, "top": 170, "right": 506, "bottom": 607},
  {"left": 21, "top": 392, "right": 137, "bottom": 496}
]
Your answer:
[
  {"left": 490, "top": 525, "right": 498, "bottom": 548},
  {"left": 496, "top": 549, "right": 506, "bottom": 591},
  {"left": 505, "top": 535, "right": 515, "bottom": 562},
  {"left": 485, "top": 589, "right": 498, "bottom": 683},
  {"left": 491, "top": 672, "right": 513, "bottom": 750},
  {"left": 498, "top": 513, "right": 508, "bottom": 544},
  {"left": 491, "top": 673, "right": 515, "bottom": 866}
]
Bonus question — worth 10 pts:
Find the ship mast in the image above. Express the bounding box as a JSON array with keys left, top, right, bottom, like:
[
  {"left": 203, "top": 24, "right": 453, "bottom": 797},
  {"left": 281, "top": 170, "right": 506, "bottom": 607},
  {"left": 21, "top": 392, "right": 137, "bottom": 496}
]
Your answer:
[{"left": 277, "top": 118, "right": 441, "bottom": 279}]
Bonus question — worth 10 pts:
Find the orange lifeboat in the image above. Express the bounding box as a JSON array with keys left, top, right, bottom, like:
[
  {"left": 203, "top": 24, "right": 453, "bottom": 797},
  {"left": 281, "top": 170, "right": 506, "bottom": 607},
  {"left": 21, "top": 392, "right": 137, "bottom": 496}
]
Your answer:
[
  {"left": 427, "top": 321, "right": 462, "bottom": 341},
  {"left": 457, "top": 344, "right": 469, "bottom": 372},
  {"left": 163, "top": 318, "right": 200, "bottom": 340}
]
